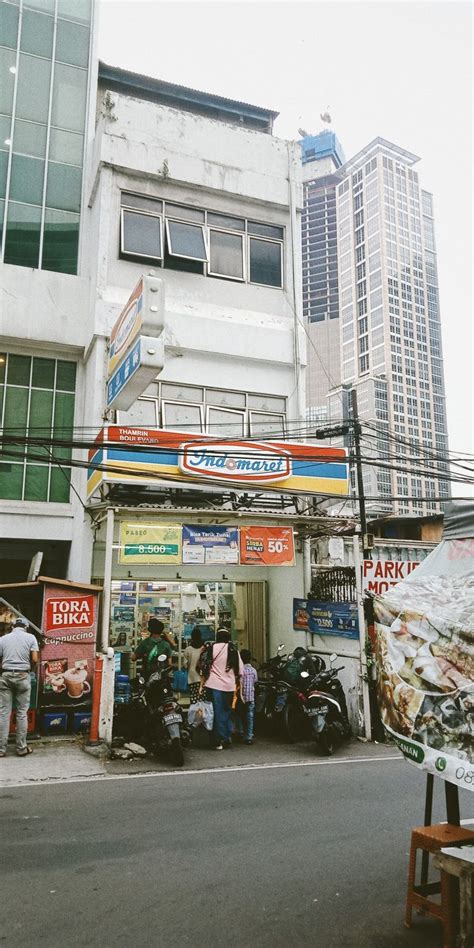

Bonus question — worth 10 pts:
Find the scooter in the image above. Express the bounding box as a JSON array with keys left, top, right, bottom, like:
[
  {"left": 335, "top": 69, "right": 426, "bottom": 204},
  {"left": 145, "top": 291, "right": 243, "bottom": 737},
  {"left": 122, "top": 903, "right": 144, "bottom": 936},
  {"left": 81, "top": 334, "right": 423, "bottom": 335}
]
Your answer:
[
  {"left": 303, "top": 653, "right": 351, "bottom": 755},
  {"left": 137, "top": 654, "right": 189, "bottom": 766},
  {"left": 255, "top": 644, "right": 288, "bottom": 732}
]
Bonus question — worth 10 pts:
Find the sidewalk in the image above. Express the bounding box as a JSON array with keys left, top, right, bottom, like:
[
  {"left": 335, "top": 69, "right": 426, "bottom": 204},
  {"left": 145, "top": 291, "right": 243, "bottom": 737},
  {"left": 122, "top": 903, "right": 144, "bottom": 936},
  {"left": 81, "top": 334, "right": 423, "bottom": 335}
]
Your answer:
[{"left": 0, "top": 734, "right": 400, "bottom": 788}]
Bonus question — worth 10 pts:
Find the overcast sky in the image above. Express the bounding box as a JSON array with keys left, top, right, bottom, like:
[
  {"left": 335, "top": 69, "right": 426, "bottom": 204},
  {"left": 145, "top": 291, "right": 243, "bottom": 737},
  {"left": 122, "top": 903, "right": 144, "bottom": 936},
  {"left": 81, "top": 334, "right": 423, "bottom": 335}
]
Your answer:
[{"left": 98, "top": 0, "right": 473, "bottom": 493}]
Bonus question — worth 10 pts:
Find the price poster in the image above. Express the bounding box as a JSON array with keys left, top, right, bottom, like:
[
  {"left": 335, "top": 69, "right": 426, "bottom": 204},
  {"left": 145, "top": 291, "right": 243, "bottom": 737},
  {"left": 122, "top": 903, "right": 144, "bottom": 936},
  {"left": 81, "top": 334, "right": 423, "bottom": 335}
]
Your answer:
[
  {"left": 240, "top": 527, "right": 295, "bottom": 566},
  {"left": 119, "top": 522, "right": 182, "bottom": 564}
]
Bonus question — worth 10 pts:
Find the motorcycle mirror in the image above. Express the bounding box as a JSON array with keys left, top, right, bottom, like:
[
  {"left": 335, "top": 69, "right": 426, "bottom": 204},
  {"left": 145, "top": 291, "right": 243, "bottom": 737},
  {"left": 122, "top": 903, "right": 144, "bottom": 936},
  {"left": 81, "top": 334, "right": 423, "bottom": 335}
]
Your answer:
[
  {"left": 138, "top": 676, "right": 145, "bottom": 685},
  {"left": 330, "top": 653, "right": 337, "bottom": 664},
  {"left": 158, "top": 654, "right": 167, "bottom": 663},
  {"left": 277, "top": 644, "right": 285, "bottom": 653},
  {"left": 300, "top": 671, "right": 310, "bottom": 678}
]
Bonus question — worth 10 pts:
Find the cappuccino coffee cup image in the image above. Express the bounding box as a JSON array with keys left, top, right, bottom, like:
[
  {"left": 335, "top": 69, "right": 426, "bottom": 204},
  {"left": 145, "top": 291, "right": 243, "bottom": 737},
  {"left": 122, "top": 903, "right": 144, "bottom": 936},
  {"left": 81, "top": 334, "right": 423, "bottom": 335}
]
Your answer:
[{"left": 63, "top": 668, "right": 91, "bottom": 699}]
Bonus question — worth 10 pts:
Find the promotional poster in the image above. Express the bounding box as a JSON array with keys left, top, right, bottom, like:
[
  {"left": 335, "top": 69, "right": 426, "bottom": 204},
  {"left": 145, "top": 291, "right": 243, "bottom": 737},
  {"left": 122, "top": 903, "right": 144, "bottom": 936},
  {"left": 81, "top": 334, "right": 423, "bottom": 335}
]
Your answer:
[
  {"left": 293, "top": 599, "right": 359, "bottom": 639},
  {"left": 182, "top": 525, "right": 239, "bottom": 565},
  {"left": 40, "top": 584, "right": 99, "bottom": 709},
  {"left": 240, "top": 527, "right": 295, "bottom": 566}
]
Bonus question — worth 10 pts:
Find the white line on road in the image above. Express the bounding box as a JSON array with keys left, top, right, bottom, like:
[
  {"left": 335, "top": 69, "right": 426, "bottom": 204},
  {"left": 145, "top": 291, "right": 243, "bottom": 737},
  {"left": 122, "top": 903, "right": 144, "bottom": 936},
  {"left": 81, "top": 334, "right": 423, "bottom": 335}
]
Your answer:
[{"left": 1, "top": 754, "right": 402, "bottom": 790}]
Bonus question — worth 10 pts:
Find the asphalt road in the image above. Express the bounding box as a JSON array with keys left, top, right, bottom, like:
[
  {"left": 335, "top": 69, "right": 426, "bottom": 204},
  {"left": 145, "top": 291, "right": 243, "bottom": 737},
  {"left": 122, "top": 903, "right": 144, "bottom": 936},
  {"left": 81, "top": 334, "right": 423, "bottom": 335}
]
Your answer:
[{"left": 1, "top": 755, "right": 473, "bottom": 948}]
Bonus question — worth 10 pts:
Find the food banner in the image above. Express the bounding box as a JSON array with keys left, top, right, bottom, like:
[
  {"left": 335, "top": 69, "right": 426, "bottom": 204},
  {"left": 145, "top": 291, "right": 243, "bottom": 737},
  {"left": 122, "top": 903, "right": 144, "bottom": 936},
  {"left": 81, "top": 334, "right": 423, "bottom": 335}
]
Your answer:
[
  {"left": 182, "top": 525, "right": 239, "bottom": 565},
  {"left": 119, "top": 522, "right": 181, "bottom": 564},
  {"left": 240, "top": 527, "right": 295, "bottom": 566},
  {"left": 40, "top": 584, "right": 99, "bottom": 709},
  {"left": 373, "top": 531, "right": 474, "bottom": 791},
  {"left": 293, "top": 598, "right": 359, "bottom": 639}
]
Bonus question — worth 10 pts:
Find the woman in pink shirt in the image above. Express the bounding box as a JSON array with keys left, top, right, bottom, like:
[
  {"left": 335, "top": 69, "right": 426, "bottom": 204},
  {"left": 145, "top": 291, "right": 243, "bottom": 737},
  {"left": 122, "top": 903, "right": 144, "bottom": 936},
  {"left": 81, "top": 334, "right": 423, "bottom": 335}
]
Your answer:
[{"left": 205, "top": 629, "right": 244, "bottom": 750}]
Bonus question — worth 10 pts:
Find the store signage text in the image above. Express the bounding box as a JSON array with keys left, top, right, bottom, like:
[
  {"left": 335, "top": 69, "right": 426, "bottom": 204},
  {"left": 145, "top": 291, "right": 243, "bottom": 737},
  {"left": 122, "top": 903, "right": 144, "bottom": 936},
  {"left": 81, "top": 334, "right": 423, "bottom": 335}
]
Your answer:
[
  {"left": 45, "top": 595, "right": 94, "bottom": 632},
  {"left": 179, "top": 442, "right": 292, "bottom": 484},
  {"left": 363, "top": 559, "right": 419, "bottom": 594}
]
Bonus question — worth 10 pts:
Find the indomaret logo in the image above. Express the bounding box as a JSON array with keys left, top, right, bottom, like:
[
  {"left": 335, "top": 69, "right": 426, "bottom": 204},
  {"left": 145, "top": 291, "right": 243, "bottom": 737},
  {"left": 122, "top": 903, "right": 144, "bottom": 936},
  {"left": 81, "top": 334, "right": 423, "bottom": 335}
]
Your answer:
[{"left": 179, "top": 441, "right": 292, "bottom": 484}]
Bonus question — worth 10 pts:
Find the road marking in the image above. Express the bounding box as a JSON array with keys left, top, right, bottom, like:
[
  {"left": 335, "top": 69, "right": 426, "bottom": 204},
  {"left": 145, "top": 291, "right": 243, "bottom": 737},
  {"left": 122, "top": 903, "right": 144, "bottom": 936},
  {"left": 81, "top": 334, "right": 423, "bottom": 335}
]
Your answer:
[{"left": 0, "top": 753, "right": 402, "bottom": 790}]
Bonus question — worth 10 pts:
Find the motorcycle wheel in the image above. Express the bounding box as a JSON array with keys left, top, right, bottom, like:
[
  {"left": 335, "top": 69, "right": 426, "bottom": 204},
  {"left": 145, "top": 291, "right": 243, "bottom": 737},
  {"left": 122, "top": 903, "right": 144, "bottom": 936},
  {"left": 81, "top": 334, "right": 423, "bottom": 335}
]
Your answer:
[
  {"left": 319, "top": 727, "right": 337, "bottom": 756},
  {"left": 171, "top": 737, "right": 184, "bottom": 767},
  {"left": 283, "top": 702, "right": 305, "bottom": 743}
]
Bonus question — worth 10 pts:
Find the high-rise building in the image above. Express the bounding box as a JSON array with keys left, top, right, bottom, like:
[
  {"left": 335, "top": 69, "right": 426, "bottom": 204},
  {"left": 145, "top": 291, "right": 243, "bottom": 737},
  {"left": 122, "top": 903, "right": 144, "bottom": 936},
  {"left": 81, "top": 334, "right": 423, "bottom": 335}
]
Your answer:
[
  {"left": 0, "top": 0, "right": 95, "bottom": 275},
  {"left": 303, "top": 134, "right": 450, "bottom": 515},
  {"left": 300, "top": 131, "right": 345, "bottom": 425}
]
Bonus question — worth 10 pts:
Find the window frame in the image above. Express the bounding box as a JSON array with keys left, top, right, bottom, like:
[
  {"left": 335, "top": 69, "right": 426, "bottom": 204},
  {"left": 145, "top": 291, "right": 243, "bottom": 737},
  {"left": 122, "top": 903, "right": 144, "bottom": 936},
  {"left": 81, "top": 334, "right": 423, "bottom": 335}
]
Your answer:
[
  {"left": 207, "top": 226, "right": 245, "bottom": 282},
  {"left": 161, "top": 400, "right": 204, "bottom": 433},
  {"left": 248, "top": 410, "right": 286, "bottom": 438},
  {"left": 248, "top": 235, "right": 283, "bottom": 289},
  {"left": 206, "top": 404, "right": 246, "bottom": 437},
  {"left": 165, "top": 217, "right": 209, "bottom": 263},
  {"left": 120, "top": 206, "right": 163, "bottom": 261}
]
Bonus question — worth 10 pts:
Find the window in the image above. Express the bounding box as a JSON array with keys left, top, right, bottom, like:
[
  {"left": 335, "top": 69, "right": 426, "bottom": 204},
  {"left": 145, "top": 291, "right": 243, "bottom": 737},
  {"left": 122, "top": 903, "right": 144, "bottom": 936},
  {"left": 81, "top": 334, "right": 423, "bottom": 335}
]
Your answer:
[
  {"left": 249, "top": 237, "right": 282, "bottom": 287},
  {"left": 121, "top": 209, "right": 162, "bottom": 260},
  {"left": 119, "top": 193, "right": 283, "bottom": 288},
  {"left": 120, "top": 383, "right": 286, "bottom": 437},
  {"left": 209, "top": 230, "right": 244, "bottom": 280},
  {"left": 0, "top": 353, "right": 76, "bottom": 503}
]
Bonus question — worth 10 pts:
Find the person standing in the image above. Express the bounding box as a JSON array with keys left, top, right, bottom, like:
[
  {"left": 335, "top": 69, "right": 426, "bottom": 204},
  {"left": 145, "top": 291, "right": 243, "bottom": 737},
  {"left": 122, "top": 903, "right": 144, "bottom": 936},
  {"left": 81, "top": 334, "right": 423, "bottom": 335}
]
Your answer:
[
  {"left": 0, "top": 617, "right": 39, "bottom": 758},
  {"left": 239, "top": 649, "right": 258, "bottom": 745},
  {"left": 131, "top": 618, "right": 174, "bottom": 678},
  {"left": 184, "top": 627, "right": 204, "bottom": 704},
  {"left": 202, "top": 629, "right": 243, "bottom": 750}
]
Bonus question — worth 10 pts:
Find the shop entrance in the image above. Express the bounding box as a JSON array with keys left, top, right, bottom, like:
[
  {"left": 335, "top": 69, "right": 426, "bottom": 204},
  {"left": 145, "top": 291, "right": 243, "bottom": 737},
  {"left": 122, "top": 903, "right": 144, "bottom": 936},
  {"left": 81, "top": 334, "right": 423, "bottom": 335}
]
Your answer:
[{"left": 109, "top": 579, "right": 267, "bottom": 673}]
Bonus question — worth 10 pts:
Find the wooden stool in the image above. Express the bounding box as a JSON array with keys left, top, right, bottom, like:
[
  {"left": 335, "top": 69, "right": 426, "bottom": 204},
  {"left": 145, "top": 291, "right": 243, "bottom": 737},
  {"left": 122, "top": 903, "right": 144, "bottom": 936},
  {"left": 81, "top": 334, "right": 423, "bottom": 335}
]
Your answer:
[{"left": 405, "top": 823, "right": 474, "bottom": 948}]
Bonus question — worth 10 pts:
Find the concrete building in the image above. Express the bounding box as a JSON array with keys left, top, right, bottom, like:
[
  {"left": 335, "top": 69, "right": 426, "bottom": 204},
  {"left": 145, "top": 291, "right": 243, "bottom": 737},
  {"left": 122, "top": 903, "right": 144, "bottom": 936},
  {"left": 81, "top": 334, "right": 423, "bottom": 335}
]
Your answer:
[
  {"left": 300, "top": 131, "right": 345, "bottom": 425},
  {"left": 301, "top": 133, "right": 450, "bottom": 515},
  {"left": 0, "top": 0, "right": 97, "bottom": 579}
]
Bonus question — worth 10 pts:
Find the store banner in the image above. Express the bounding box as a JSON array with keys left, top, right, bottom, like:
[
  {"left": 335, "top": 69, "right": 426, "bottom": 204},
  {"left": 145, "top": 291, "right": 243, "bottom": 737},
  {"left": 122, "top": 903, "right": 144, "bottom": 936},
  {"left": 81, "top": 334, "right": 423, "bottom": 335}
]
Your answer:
[
  {"left": 40, "top": 584, "right": 99, "bottom": 709},
  {"left": 119, "top": 522, "right": 181, "bottom": 564},
  {"left": 373, "top": 533, "right": 474, "bottom": 792},
  {"left": 293, "top": 598, "right": 359, "bottom": 639},
  {"left": 182, "top": 525, "right": 239, "bottom": 565},
  {"left": 363, "top": 558, "right": 420, "bottom": 594},
  {"left": 240, "top": 527, "right": 295, "bottom": 566},
  {"left": 87, "top": 427, "right": 349, "bottom": 499}
]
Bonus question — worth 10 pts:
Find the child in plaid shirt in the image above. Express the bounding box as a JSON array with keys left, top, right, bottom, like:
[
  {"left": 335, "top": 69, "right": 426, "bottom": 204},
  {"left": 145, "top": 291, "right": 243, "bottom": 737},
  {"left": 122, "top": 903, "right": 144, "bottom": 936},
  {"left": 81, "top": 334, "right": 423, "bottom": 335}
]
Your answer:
[{"left": 240, "top": 649, "right": 258, "bottom": 745}]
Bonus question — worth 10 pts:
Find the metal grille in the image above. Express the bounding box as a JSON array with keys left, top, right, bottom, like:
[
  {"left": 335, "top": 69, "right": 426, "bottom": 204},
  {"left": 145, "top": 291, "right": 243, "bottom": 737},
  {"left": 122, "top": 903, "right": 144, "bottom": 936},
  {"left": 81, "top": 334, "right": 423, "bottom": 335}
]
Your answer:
[{"left": 310, "top": 567, "right": 356, "bottom": 603}]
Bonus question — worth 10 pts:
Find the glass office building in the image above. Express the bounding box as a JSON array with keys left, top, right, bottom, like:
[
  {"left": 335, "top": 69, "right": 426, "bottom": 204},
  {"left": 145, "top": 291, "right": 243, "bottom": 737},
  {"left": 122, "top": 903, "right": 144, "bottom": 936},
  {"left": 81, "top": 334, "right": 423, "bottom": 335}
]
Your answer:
[{"left": 0, "top": 0, "right": 93, "bottom": 274}]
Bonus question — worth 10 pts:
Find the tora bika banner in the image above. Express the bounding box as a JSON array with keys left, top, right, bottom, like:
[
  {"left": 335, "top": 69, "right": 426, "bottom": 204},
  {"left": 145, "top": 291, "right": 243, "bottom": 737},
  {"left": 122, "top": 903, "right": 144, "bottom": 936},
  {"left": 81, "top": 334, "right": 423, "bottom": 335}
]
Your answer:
[{"left": 372, "top": 503, "right": 474, "bottom": 791}]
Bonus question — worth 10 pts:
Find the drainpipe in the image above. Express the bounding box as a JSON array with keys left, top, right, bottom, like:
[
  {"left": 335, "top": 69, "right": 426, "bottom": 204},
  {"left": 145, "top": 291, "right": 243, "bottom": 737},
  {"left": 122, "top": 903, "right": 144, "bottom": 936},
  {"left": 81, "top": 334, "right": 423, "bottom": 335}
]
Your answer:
[{"left": 287, "top": 142, "right": 305, "bottom": 436}]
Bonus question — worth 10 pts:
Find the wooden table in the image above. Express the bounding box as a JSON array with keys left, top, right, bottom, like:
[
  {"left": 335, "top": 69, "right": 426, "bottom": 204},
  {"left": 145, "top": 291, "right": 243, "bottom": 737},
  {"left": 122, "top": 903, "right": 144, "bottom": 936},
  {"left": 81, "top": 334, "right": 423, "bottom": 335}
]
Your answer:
[{"left": 435, "top": 845, "right": 474, "bottom": 948}]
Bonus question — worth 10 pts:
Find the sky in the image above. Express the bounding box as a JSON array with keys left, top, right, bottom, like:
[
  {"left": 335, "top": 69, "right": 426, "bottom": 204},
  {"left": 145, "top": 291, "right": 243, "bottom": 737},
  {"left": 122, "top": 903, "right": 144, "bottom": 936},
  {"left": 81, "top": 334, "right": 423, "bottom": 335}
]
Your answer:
[{"left": 98, "top": 0, "right": 473, "bottom": 493}]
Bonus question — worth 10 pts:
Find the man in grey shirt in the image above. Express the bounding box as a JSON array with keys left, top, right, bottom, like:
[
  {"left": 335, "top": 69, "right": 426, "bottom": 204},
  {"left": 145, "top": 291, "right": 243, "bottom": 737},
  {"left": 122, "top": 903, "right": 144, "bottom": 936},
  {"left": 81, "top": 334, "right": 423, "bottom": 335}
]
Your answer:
[{"left": 0, "top": 617, "right": 39, "bottom": 757}]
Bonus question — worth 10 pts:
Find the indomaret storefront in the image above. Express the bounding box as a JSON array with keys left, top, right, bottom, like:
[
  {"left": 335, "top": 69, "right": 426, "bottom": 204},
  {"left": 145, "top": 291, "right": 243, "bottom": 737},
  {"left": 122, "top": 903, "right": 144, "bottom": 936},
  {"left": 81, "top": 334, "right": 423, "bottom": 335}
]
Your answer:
[{"left": 87, "top": 427, "right": 349, "bottom": 667}]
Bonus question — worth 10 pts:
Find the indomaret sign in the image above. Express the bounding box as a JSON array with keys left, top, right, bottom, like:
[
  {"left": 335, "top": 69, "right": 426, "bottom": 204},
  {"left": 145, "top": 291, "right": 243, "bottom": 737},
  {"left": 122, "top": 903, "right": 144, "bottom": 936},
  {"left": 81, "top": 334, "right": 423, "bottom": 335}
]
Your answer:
[{"left": 106, "top": 275, "right": 166, "bottom": 411}]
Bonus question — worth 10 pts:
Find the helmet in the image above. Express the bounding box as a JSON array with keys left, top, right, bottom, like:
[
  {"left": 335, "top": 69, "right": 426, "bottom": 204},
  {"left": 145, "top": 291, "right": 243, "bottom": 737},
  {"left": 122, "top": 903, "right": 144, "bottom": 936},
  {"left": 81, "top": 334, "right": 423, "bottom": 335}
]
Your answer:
[{"left": 14, "top": 616, "right": 29, "bottom": 629}]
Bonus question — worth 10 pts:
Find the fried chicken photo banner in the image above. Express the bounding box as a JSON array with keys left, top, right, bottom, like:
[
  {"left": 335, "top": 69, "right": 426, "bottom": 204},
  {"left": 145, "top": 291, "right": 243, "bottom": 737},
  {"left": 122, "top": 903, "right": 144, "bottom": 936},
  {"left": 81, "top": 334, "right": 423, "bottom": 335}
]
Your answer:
[{"left": 373, "top": 512, "right": 473, "bottom": 791}]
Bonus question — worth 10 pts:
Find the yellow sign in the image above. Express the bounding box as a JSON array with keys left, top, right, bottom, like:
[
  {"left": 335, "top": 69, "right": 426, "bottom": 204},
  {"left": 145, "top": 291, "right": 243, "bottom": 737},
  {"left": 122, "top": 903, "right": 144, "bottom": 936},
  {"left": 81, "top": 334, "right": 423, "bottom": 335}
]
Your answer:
[{"left": 119, "top": 522, "right": 182, "bottom": 564}]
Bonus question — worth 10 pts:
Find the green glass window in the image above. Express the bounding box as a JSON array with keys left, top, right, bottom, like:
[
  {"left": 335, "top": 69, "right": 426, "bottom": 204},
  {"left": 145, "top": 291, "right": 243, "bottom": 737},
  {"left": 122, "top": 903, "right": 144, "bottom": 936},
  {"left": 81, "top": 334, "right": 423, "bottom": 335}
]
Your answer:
[
  {"left": 3, "top": 202, "right": 42, "bottom": 268},
  {"left": 32, "top": 357, "right": 55, "bottom": 389},
  {"left": 57, "top": 0, "right": 91, "bottom": 24},
  {"left": 56, "top": 19, "right": 90, "bottom": 68},
  {"left": 0, "top": 462, "right": 24, "bottom": 499},
  {"left": 49, "top": 466, "right": 70, "bottom": 502},
  {"left": 56, "top": 360, "right": 76, "bottom": 391},
  {"left": 0, "top": 115, "right": 12, "bottom": 146},
  {"left": 0, "top": 48, "right": 16, "bottom": 115},
  {"left": 7, "top": 354, "right": 31, "bottom": 386},
  {"left": 13, "top": 120, "right": 48, "bottom": 159},
  {"left": 16, "top": 54, "right": 52, "bottom": 124},
  {"left": 24, "top": 464, "right": 49, "bottom": 501},
  {"left": 0, "top": 354, "right": 76, "bottom": 502},
  {"left": 0, "top": 154, "right": 8, "bottom": 201},
  {"left": 0, "top": 201, "right": 4, "bottom": 247},
  {"left": 49, "top": 128, "right": 83, "bottom": 166},
  {"left": 42, "top": 209, "right": 79, "bottom": 274},
  {"left": 24, "top": 0, "right": 55, "bottom": 12},
  {"left": 46, "top": 162, "right": 82, "bottom": 212},
  {"left": 20, "top": 9, "right": 54, "bottom": 58},
  {"left": 0, "top": 2, "right": 20, "bottom": 48},
  {"left": 51, "top": 63, "right": 87, "bottom": 133},
  {"left": 9, "top": 155, "right": 45, "bottom": 206}
]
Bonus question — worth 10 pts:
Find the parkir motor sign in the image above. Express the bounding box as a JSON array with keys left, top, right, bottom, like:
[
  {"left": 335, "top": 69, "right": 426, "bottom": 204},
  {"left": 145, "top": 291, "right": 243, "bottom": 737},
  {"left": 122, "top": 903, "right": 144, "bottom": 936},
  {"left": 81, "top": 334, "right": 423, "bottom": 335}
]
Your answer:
[{"left": 363, "top": 559, "right": 420, "bottom": 594}]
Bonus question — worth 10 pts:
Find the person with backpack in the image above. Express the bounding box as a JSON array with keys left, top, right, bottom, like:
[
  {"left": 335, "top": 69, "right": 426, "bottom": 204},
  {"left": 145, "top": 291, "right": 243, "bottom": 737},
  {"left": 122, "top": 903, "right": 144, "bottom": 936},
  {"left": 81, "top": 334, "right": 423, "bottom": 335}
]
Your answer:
[
  {"left": 198, "top": 628, "right": 244, "bottom": 750},
  {"left": 131, "top": 618, "right": 174, "bottom": 678}
]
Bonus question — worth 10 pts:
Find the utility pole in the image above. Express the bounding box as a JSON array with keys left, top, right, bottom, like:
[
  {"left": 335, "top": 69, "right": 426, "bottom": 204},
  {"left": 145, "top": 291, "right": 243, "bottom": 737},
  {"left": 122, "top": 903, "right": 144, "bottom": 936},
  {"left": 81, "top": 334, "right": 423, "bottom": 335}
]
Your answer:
[{"left": 351, "top": 388, "right": 371, "bottom": 559}]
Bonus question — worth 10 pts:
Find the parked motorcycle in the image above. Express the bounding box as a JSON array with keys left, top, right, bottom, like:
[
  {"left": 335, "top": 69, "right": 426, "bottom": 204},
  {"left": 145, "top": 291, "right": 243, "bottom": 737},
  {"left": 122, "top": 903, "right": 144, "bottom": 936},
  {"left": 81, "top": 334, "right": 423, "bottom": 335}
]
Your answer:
[
  {"left": 137, "top": 655, "right": 189, "bottom": 766},
  {"left": 303, "top": 653, "right": 351, "bottom": 755},
  {"left": 254, "top": 644, "right": 288, "bottom": 732}
]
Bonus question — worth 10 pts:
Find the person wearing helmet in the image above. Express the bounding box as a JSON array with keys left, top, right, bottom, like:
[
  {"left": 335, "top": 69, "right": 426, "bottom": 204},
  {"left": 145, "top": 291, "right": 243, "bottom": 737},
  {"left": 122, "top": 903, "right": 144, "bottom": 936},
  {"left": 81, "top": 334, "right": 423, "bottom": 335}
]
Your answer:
[{"left": 0, "top": 617, "right": 39, "bottom": 758}]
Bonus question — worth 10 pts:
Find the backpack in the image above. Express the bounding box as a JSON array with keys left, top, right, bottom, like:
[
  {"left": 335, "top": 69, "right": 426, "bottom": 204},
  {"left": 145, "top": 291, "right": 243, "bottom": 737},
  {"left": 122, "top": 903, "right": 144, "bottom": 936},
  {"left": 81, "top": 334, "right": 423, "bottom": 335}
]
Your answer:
[{"left": 196, "top": 643, "right": 214, "bottom": 681}]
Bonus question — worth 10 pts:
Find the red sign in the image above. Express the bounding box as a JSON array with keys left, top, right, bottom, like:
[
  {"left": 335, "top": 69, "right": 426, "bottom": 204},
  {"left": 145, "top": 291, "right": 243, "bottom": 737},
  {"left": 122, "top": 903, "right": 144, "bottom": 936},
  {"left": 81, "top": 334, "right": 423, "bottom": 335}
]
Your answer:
[
  {"left": 45, "top": 594, "right": 95, "bottom": 634},
  {"left": 240, "top": 527, "right": 295, "bottom": 566},
  {"left": 40, "top": 585, "right": 99, "bottom": 710},
  {"left": 363, "top": 559, "right": 419, "bottom": 594}
]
